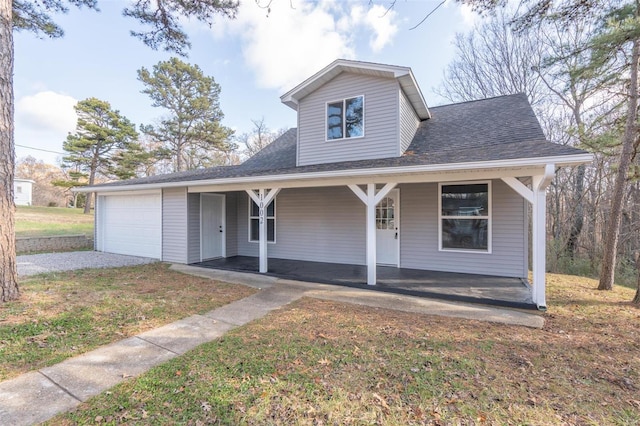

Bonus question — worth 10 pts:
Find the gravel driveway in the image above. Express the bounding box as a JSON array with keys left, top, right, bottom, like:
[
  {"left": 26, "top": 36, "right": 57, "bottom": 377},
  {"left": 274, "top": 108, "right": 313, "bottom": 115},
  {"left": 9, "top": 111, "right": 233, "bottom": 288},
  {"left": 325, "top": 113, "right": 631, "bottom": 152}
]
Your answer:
[{"left": 17, "top": 251, "right": 158, "bottom": 277}]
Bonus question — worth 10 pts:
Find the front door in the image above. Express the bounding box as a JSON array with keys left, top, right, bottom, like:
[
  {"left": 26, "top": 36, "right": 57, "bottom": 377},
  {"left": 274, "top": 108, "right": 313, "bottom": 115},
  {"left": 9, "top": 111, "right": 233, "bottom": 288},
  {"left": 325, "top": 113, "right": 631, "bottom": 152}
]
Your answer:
[
  {"left": 201, "top": 194, "right": 225, "bottom": 260},
  {"left": 376, "top": 189, "right": 399, "bottom": 266}
]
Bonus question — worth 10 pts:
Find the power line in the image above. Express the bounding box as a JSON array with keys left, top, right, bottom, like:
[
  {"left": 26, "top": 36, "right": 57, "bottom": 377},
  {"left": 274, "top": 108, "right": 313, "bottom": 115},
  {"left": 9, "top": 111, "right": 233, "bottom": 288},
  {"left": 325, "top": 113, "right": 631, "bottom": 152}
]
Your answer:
[{"left": 15, "top": 144, "right": 64, "bottom": 155}]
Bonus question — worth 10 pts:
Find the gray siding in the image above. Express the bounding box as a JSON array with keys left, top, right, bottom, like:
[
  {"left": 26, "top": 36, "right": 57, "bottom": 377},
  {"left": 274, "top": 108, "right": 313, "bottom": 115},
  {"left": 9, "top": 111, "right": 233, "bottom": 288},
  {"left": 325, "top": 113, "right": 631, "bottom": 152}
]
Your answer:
[
  {"left": 297, "top": 72, "right": 400, "bottom": 166},
  {"left": 162, "top": 187, "right": 187, "bottom": 263},
  {"left": 399, "top": 181, "right": 527, "bottom": 278},
  {"left": 236, "top": 187, "right": 366, "bottom": 264},
  {"left": 399, "top": 89, "right": 420, "bottom": 154},
  {"left": 225, "top": 192, "right": 238, "bottom": 257},
  {"left": 187, "top": 193, "right": 200, "bottom": 263}
]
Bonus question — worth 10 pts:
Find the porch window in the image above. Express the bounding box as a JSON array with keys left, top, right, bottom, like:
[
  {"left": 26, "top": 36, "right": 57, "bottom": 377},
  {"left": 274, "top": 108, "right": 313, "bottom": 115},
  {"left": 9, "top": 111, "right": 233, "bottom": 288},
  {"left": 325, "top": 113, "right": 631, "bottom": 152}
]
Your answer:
[
  {"left": 249, "top": 197, "right": 275, "bottom": 243},
  {"left": 327, "top": 96, "right": 364, "bottom": 140},
  {"left": 439, "top": 182, "right": 491, "bottom": 252}
]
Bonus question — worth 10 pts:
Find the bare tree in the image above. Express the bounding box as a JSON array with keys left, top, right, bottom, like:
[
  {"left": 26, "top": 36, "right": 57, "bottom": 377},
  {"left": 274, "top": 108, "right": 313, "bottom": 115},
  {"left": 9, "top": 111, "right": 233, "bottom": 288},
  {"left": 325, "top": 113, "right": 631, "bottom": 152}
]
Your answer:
[{"left": 237, "top": 117, "right": 286, "bottom": 159}]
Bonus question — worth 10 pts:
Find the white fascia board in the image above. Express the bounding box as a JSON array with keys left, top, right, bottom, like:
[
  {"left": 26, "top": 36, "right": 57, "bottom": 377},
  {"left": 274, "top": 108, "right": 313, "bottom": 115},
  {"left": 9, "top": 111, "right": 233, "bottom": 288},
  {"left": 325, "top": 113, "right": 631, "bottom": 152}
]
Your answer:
[
  {"left": 280, "top": 59, "right": 414, "bottom": 111},
  {"left": 74, "top": 152, "right": 593, "bottom": 194}
]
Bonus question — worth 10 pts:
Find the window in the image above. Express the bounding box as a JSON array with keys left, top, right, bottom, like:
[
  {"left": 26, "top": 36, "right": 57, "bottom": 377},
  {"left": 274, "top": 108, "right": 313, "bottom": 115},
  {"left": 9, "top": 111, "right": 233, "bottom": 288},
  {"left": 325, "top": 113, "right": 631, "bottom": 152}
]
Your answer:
[
  {"left": 249, "top": 197, "right": 275, "bottom": 243},
  {"left": 16, "top": 186, "right": 22, "bottom": 194},
  {"left": 439, "top": 182, "right": 490, "bottom": 252},
  {"left": 327, "top": 95, "right": 364, "bottom": 140}
]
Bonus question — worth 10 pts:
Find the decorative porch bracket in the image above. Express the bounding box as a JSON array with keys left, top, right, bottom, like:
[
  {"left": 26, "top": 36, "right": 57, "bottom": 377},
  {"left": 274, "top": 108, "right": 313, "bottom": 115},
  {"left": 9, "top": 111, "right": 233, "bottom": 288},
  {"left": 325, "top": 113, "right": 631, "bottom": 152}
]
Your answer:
[
  {"left": 501, "top": 164, "right": 555, "bottom": 310},
  {"left": 348, "top": 183, "right": 397, "bottom": 285},
  {"left": 246, "top": 188, "right": 281, "bottom": 273}
]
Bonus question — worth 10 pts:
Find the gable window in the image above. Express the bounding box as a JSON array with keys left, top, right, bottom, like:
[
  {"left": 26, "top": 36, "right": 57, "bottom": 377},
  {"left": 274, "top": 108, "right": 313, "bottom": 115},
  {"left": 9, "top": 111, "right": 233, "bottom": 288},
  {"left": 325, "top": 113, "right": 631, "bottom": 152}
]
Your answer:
[
  {"left": 439, "top": 182, "right": 491, "bottom": 252},
  {"left": 249, "top": 197, "right": 275, "bottom": 243},
  {"left": 327, "top": 95, "right": 364, "bottom": 140}
]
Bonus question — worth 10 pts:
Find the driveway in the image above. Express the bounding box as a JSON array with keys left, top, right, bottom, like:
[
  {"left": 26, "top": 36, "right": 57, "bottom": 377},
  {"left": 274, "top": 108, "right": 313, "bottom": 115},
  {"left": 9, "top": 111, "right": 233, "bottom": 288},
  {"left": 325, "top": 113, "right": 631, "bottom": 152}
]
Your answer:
[{"left": 17, "top": 251, "right": 158, "bottom": 277}]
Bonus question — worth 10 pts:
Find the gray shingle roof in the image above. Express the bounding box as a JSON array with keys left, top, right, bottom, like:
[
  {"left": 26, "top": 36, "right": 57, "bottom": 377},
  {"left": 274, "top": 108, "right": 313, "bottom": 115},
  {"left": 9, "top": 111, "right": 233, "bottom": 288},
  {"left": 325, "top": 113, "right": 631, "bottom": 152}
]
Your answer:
[{"left": 88, "top": 94, "right": 587, "bottom": 189}]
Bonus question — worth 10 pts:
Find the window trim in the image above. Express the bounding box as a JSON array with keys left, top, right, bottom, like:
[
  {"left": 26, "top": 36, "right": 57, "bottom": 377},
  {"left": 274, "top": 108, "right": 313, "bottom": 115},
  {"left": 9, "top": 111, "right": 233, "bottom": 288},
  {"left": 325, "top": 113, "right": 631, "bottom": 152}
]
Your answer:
[
  {"left": 325, "top": 95, "right": 365, "bottom": 142},
  {"left": 248, "top": 195, "right": 276, "bottom": 244},
  {"left": 438, "top": 181, "right": 492, "bottom": 254}
]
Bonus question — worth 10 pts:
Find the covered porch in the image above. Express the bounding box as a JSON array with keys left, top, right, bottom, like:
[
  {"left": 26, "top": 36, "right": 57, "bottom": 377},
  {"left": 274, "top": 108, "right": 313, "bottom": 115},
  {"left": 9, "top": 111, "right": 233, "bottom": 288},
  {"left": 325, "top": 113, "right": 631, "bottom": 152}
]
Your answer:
[{"left": 194, "top": 256, "right": 535, "bottom": 309}]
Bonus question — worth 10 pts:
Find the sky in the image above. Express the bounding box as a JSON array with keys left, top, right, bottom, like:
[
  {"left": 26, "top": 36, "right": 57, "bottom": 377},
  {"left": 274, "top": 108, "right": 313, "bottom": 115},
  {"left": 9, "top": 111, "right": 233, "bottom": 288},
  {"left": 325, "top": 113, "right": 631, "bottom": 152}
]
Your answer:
[{"left": 14, "top": 0, "right": 482, "bottom": 165}]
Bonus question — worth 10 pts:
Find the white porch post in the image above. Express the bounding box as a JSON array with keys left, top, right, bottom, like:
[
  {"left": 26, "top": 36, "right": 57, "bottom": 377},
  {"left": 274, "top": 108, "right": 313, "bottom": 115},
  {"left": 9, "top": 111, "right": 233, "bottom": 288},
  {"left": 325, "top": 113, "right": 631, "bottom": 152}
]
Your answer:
[
  {"left": 503, "top": 165, "right": 554, "bottom": 310},
  {"left": 246, "top": 188, "right": 280, "bottom": 273},
  {"left": 531, "top": 165, "right": 554, "bottom": 310},
  {"left": 348, "top": 183, "right": 397, "bottom": 285}
]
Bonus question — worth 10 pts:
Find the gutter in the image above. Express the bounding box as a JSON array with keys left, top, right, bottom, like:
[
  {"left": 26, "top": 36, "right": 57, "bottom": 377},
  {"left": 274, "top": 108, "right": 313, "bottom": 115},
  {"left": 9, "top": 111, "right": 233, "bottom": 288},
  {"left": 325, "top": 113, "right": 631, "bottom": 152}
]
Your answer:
[{"left": 74, "top": 153, "right": 594, "bottom": 193}]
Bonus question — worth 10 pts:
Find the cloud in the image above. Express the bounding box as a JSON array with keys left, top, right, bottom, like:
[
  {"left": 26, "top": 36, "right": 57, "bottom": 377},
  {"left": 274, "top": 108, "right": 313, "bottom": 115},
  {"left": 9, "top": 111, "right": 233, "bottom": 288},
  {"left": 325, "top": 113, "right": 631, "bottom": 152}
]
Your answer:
[
  {"left": 16, "top": 91, "right": 77, "bottom": 134},
  {"left": 213, "top": 0, "right": 399, "bottom": 92},
  {"left": 458, "top": 3, "right": 481, "bottom": 28},
  {"left": 15, "top": 91, "right": 78, "bottom": 164}
]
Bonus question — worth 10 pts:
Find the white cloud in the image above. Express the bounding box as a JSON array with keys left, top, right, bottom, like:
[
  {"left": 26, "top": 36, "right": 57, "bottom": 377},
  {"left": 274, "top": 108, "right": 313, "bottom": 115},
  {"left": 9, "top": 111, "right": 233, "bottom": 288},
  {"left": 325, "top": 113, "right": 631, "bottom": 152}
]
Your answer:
[
  {"left": 16, "top": 91, "right": 77, "bottom": 134},
  {"left": 15, "top": 91, "right": 78, "bottom": 165},
  {"left": 213, "top": 0, "right": 399, "bottom": 92},
  {"left": 364, "top": 5, "right": 398, "bottom": 52},
  {"left": 458, "top": 3, "right": 481, "bottom": 28}
]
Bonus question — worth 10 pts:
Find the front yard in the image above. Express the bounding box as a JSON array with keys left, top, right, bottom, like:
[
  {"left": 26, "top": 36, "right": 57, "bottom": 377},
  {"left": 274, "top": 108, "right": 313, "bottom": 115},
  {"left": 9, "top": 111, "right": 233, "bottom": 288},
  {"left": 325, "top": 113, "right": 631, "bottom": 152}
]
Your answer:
[
  {"left": 0, "top": 263, "right": 255, "bottom": 381},
  {"left": 15, "top": 205, "right": 94, "bottom": 238},
  {"left": 44, "top": 272, "right": 640, "bottom": 425}
]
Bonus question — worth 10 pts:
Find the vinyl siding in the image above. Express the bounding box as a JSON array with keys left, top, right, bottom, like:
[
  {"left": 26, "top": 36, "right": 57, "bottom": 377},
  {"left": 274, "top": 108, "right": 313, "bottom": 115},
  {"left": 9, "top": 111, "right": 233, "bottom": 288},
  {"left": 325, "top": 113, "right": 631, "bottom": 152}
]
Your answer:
[
  {"left": 297, "top": 72, "right": 399, "bottom": 166},
  {"left": 399, "top": 180, "right": 527, "bottom": 278},
  {"left": 225, "top": 192, "right": 238, "bottom": 257},
  {"left": 187, "top": 193, "right": 200, "bottom": 263},
  {"left": 236, "top": 187, "right": 366, "bottom": 264},
  {"left": 162, "top": 187, "right": 188, "bottom": 263},
  {"left": 399, "top": 89, "right": 420, "bottom": 154}
]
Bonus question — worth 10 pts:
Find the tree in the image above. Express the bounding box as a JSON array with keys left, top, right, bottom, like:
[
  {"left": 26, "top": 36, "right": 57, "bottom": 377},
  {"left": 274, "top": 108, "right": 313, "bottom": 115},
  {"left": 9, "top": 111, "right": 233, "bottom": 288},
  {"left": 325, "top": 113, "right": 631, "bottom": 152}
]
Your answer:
[
  {"left": 237, "top": 117, "right": 286, "bottom": 159},
  {"left": 1, "top": 0, "right": 238, "bottom": 302},
  {"left": 16, "top": 155, "right": 69, "bottom": 206},
  {"left": 138, "top": 57, "right": 234, "bottom": 172},
  {"left": 61, "top": 98, "right": 139, "bottom": 213},
  {"left": 593, "top": 3, "right": 640, "bottom": 290}
]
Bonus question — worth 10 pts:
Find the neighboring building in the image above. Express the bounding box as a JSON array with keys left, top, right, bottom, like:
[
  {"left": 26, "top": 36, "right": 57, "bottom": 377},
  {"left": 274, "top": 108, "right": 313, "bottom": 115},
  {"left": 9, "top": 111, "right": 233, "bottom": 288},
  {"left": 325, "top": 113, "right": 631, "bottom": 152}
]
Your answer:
[
  {"left": 14, "top": 178, "right": 34, "bottom": 206},
  {"left": 77, "top": 59, "right": 592, "bottom": 309}
]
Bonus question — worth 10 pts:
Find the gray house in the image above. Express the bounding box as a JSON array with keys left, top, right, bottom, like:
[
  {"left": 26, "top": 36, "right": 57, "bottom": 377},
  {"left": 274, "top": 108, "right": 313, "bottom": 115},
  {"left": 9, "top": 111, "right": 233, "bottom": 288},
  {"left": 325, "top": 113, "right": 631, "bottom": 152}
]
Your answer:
[{"left": 78, "top": 60, "right": 591, "bottom": 309}]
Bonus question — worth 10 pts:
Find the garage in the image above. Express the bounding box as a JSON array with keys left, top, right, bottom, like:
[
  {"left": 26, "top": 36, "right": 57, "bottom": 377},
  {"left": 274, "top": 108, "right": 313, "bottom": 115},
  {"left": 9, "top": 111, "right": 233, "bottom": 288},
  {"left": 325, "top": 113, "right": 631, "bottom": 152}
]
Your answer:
[{"left": 96, "top": 191, "right": 162, "bottom": 259}]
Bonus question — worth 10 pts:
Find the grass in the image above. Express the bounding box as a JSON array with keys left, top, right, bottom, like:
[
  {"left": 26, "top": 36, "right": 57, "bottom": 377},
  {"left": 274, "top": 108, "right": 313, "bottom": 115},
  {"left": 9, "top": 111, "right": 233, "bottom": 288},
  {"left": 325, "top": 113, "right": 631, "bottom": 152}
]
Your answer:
[
  {"left": 15, "top": 206, "right": 94, "bottom": 238},
  {"left": 49, "top": 272, "right": 640, "bottom": 425},
  {"left": 0, "top": 263, "right": 255, "bottom": 381}
]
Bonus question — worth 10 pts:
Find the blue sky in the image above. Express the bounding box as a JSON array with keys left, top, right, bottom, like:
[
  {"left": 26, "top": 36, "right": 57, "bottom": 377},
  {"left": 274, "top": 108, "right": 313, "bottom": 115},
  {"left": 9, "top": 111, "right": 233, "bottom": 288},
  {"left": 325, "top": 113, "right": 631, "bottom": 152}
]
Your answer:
[{"left": 14, "top": 0, "right": 481, "bottom": 165}]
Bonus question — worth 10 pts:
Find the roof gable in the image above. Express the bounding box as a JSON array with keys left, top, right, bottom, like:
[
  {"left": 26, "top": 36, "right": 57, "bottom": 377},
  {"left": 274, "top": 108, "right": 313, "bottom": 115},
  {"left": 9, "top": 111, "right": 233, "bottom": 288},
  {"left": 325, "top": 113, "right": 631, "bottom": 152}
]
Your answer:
[{"left": 280, "top": 59, "right": 430, "bottom": 120}]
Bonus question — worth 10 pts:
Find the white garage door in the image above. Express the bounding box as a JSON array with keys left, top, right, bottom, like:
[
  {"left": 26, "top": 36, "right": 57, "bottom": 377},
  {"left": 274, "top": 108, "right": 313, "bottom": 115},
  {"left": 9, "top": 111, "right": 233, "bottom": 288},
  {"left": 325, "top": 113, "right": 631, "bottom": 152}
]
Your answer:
[{"left": 98, "top": 192, "right": 162, "bottom": 259}]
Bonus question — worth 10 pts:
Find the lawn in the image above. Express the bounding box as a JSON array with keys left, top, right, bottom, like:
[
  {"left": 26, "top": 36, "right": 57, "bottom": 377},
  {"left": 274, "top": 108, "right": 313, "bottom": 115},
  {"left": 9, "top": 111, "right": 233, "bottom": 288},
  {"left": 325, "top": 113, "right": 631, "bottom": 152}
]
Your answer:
[
  {"left": 50, "top": 273, "right": 639, "bottom": 425},
  {"left": 0, "top": 263, "right": 255, "bottom": 381},
  {"left": 15, "top": 205, "right": 94, "bottom": 238}
]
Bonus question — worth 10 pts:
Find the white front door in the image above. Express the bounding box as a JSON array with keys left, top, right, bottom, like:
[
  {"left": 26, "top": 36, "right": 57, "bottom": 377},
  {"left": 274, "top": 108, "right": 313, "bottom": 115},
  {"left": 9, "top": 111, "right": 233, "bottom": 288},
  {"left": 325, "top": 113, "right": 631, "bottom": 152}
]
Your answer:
[
  {"left": 376, "top": 189, "right": 399, "bottom": 266},
  {"left": 201, "top": 194, "right": 225, "bottom": 260}
]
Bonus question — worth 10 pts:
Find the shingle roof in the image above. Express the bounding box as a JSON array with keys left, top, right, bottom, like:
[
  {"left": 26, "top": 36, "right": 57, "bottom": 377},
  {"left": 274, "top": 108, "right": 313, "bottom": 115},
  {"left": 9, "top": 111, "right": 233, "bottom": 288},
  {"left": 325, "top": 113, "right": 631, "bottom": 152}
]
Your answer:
[{"left": 87, "top": 94, "right": 587, "bottom": 189}]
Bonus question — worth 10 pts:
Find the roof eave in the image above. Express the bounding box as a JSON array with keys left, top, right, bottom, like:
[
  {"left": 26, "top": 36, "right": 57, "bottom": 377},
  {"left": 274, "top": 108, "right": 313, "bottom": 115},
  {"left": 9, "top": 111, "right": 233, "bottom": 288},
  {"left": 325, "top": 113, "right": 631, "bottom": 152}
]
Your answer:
[{"left": 75, "top": 153, "right": 593, "bottom": 194}]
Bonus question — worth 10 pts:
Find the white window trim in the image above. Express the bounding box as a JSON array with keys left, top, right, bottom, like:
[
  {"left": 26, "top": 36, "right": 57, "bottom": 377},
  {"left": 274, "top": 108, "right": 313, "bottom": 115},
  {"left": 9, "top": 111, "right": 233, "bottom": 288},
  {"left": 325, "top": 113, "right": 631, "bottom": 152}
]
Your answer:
[
  {"left": 325, "top": 95, "right": 365, "bottom": 142},
  {"left": 248, "top": 194, "right": 276, "bottom": 244},
  {"left": 438, "top": 180, "right": 492, "bottom": 254}
]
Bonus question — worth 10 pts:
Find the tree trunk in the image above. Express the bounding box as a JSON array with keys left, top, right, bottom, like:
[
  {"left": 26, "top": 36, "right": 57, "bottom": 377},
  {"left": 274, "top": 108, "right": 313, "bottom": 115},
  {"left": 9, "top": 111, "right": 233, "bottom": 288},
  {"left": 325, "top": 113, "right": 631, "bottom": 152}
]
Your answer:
[
  {"left": 84, "top": 156, "right": 97, "bottom": 214},
  {"left": 599, "top": 38, "right": 640, "bottom": 290},
  {"left": 0, "top": 0, "right": 19, "bottom": 302},
  {"left": 566, "top": 163, "right": 585, "bottom": 259},
  {"left": 633, "top": 252, "right": 640, "bottom": 305}
]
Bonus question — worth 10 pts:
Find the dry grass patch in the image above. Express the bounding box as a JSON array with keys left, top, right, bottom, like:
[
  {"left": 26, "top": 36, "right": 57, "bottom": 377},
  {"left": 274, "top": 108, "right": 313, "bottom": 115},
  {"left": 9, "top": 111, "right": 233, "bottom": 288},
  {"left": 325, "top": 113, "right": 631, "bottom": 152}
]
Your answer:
[
  {"left": 0, "top": 263, "right": 255, "bottom": 381},
  {"left": 53, "top": 272, "right": 640, "bottom": 425}
]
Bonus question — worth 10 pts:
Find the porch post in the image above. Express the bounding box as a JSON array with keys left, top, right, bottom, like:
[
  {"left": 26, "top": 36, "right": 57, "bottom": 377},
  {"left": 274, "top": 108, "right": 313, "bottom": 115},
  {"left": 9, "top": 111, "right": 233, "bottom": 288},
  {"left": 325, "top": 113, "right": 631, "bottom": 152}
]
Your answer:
[
  {"left": 348, "top": 183, "right": 397, "bottom": 286},
  {"left": 531, "top": 164, "right": 555, "bottom": 310},
  {"left": 245, "top": 188, "right": 280, "bottom": 273}
]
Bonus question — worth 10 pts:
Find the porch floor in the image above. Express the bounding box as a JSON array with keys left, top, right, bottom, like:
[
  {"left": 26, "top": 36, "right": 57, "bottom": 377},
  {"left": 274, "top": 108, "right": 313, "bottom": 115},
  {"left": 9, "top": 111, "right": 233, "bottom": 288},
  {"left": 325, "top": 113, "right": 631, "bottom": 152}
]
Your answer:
[{"left": 194, "top": 256, "right": 535, "bottom": 309}]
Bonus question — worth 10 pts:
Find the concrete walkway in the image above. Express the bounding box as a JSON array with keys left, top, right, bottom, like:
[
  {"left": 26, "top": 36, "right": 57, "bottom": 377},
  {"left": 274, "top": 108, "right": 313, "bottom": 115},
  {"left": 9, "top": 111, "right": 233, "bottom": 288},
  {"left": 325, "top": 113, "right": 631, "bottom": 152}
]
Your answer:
[{"left": 0, "top": 265, "right": 544, "bottom": 426}]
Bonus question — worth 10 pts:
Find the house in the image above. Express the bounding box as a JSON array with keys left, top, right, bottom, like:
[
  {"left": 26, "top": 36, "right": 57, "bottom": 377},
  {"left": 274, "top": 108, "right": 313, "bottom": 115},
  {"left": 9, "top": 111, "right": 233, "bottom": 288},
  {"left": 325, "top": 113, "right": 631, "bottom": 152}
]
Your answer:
[
  {"left": 77, "top": 59, "right": 592, "bottom": 310},
  {"left": 14, "top": 178, "right": 34, "bottom": 206}
]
